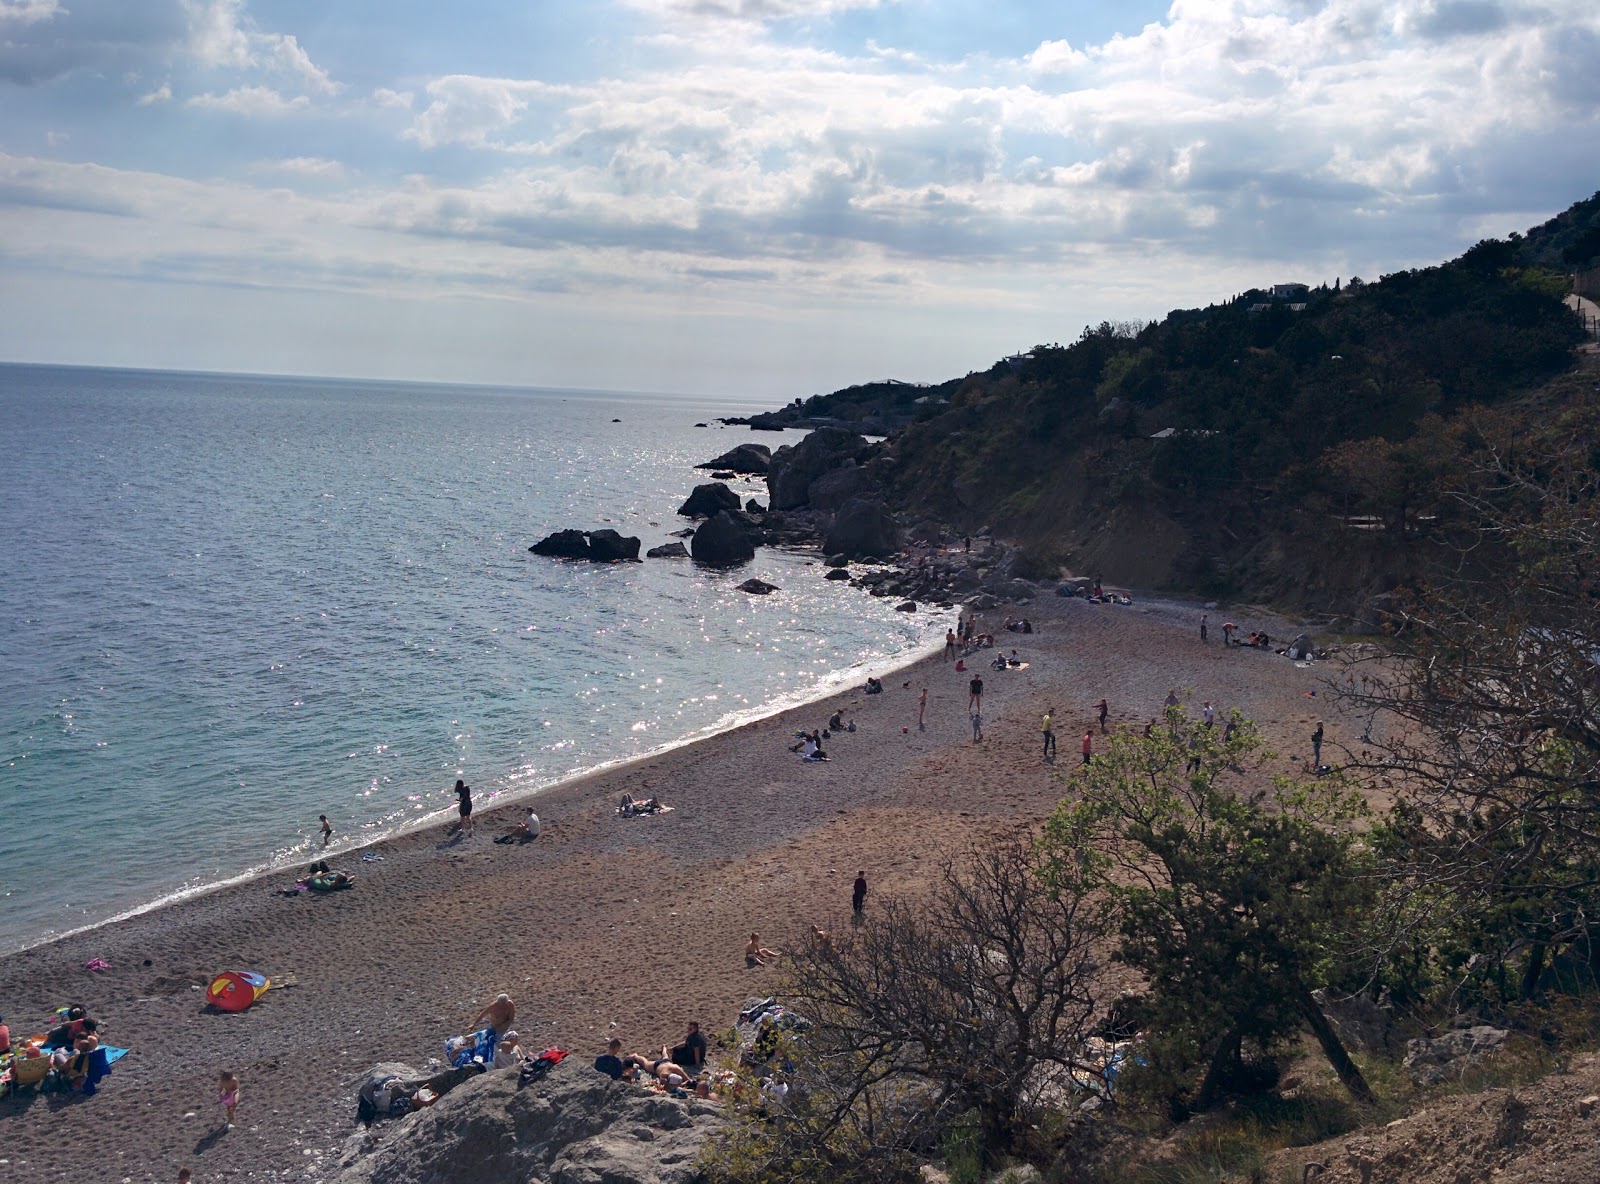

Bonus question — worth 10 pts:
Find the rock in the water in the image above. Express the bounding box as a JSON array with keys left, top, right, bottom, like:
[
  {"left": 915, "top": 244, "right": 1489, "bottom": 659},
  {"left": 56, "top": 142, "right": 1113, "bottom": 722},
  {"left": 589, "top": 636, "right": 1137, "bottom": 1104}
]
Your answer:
[
  {"left": 695, "top": 442, "right": 772, "bottom": 475},
  {"left": 1403, "top": 1025, "right": 1510, "bottom": 1086},
  {"left": 767, "top": 428, "right": 869, "bottom": 510},
  {"left": 825, "top": 569, "right": 852, "bottom": 581},
  {"left": 823, "top": 498, "right": 902, "bottom": 560},
  {"left": 646, "top": 541, "right": 689, "bottom": 558},
  {"left": 896, "top": 601, "right": 917, "bottom": 612},
  {"left": 530, "top": 529, "right": 641, "bottom": 562},
  {"left": 678, "top": 482, "right": 741, "bottom": 519},
  {"left": 738, "top": 578, "right": 779, "bottom": 595},
  {"left": 745, "top": 499, "right": 767, "bottom": 514},
  {"left": 529, "top": 529, "right": 593, "bottom": 560},
  {"left": 588, "top": 529, "right": 641, "bottom": 562},
  {"left": 691, "top": 511, "right": 756, "bottom": 566},
  {"left": 825, "top": 554, "right": 850, "bottom": 568},
  {"left": 334, "top": 1058, "right": 723, "bottom": 1184}
]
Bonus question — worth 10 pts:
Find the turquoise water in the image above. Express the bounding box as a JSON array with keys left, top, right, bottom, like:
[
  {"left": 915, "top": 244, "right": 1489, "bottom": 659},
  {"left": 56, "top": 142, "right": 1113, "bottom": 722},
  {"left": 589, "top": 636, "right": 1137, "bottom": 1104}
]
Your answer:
[{"left": 0, "top": 365, "right": 942, "bottom": 952}]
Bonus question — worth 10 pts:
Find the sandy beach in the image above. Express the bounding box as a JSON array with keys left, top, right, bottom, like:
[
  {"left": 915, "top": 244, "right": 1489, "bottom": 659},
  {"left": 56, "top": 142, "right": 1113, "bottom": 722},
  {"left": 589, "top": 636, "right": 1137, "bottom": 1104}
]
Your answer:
[{"left": 0, "top": 593, "right": 1348, "bottom": 1183}]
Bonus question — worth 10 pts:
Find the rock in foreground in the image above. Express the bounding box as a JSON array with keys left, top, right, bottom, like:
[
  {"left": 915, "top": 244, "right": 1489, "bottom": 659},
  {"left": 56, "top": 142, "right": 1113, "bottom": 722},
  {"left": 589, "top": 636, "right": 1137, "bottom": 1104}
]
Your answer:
[
  {"left": 336, "top": 1058, "right": 724, "bottom": 1184},
  {"left": 531, "top": 529, "right": 642, "bottom": 562}
]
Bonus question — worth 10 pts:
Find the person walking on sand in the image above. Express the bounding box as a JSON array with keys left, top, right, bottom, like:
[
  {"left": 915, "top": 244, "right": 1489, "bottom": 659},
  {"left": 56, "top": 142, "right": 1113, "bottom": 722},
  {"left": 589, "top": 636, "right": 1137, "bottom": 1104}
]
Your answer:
[
  {"left": 1200, "top": 613, "right": 1208, "bottom": 643},
  {"left": 852, "top": 870, "right": 868, "bottom": 916},
  {"left": 218, "top": 1070, "right": 240, "bottom": 1130},
  {"left": 318, "top": 814, "right": 332, "bottom": 847},
  {"left": 1312, "top": 721, "right": 1324, "bottom": 765},
  {"left": 918, "top": 687, "right": 927, "bottom": 731},
  {"left": 1081, "top": 731, "right": 1093, "bottom": 766},
  {"left": 970, "top": 709, "right": 984, "bottom": 743},
  {"left": 1042, "top": 708, "right": 1056, "bottom": 759},
  {"left": 1095, "top": 698, "right": 1109, "bottom": 733},
  {"left": 453, "top": 778, "right": 474, "bottom": 836},
  {"left": 968, "top": 673, "right": 984, "bottom": 712}
]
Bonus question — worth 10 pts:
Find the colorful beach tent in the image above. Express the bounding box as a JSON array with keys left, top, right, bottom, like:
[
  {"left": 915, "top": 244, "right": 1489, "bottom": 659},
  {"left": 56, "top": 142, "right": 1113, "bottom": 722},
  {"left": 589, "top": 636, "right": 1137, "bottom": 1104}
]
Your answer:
[{"left": 206, "top": 971, "right": 270, "bottom": 1012}]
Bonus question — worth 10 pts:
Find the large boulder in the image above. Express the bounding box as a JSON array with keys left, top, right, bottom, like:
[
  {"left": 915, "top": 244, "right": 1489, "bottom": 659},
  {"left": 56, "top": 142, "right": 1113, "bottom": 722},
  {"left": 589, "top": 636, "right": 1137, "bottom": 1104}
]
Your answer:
[
  {"left": 646, "top": 541, "right": 689, "bottom": 559},
  {"left": 691, "top": 511, "right": 756, "bottom": 566},
  {"left": 530, "top": 529, "right": 641, "bottom": 562},
  {"left": 529, "top": 529, "right": 592, "bottom": 560},
  {"left": 334, "top": 1057, "right": 723, "bottom": 1184},
  {"left": 767, "top": 428, "right": 868, "bottom": 510},
  {"left": 678, "top": 482, "right": 741, "bottom": 518},
  {"left": 695, "top": 443, "right": 772, "bottom": 475},
  {"left": 587, "top": 529, "right": 641, "bottom": 562},
  {"left": 1403, "top": 1025, "right": 1510, "bottom": 1086},
  {"left": 806, "top": 462, "right": 877, "bottom": 513},
  {"left": 823, "top": 498, "right": 902, "bottom": 560}
]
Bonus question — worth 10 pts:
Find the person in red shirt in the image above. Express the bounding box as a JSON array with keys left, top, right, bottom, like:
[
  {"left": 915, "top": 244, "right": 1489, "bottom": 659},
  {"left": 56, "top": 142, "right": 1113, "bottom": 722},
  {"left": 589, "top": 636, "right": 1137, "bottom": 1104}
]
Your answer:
[{"left": 1081, "top": 731, "right": 1093, "bottom": 766}]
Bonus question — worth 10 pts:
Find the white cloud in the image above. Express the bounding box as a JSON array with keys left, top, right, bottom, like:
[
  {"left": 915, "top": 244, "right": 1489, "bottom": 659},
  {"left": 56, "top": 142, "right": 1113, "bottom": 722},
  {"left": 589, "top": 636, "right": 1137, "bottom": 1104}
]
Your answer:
[
  {"left": 624, "top": 0, "right": 885, "bottom": 20},
  {"left": 256, "top": 156, "right": 348, "bottom": 179},
  {"left": 372, "top": 87, "right": 414, "bottom": 111},
  {"left": 187, "top": 85, "right": 310, "bottom": 115},
  {"left": 405, "top": 76, "right": 557, "bottom": 149},
  {"left": 137, "top": 82, "right": 173, "bottom": 106},
  {"left": 0, "top": 0, "right": 62, "bottom": 23},
  {"left": 182, "top": 0, "right": 340, "bottom": 96},
  {"left": 1026, "top": 39, "right": 1087, "bottom": 74}
]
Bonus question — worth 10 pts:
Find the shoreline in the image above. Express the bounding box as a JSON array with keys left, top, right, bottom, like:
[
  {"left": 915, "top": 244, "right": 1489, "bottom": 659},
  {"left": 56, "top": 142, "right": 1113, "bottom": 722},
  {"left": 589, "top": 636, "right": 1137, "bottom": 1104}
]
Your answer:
[
  {"left": 5, "top": 604, "right": 955, "bottom": 959},
  {"left": 0, "top": 592, "right": 1336, "bottom": 1184}
]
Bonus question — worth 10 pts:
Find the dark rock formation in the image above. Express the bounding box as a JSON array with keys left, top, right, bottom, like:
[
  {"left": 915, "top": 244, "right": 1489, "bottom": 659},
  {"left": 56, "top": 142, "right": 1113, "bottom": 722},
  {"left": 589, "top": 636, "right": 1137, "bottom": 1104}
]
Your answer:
[
  {"left": 691, "top": 511, "right": 756, "bottom": 566},
  {"left": 823, "top": 498, "right": 902, "bottom": 559},
  {"left": 745, "top": 499, "right": 766, "bottom": 514},
  {"left": 646, "top": 541, "right": 689, "bottom": 559},
  {"left": 896, "top": 601, "right": 917, "bottom": 612},
  {"left": 588, "top": 529, "right": 641, "bottom": 562},
  {"left": 678, "top": 482, "right": 741, "bottom": 519},
  {"left": 766, "top": 428, "right": 869, "bottom": 510},
  {"left": 333, "top": 1058, "right": 723, "bottom": 1184},
  {"left": 738, "top": 578, "right": 779, "bottom": 595},
  {"left": 807, "top": 462, "right": 877, "bottom": 513},
  {"left": 696, "top": 443, "right": 772, "bottom": 475},
  {"left": 825, "top": 569, "right": 852, "bottom": 581},
  {"left": 530, "top": 529, "right": 641, "bottom": 563},
  {"left": 825, "top": 554, "right": 850, "bottom": 568}
]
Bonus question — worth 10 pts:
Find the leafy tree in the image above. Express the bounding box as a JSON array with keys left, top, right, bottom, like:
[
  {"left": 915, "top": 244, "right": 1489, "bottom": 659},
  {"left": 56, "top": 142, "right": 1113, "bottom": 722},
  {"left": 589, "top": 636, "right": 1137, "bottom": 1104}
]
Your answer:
[
  {"left": 1042, "top": 713, "right": 1376, "bottom": 1112},
  {"left": 707, "top": 835, "right": 1106, "bottom": 1184}
]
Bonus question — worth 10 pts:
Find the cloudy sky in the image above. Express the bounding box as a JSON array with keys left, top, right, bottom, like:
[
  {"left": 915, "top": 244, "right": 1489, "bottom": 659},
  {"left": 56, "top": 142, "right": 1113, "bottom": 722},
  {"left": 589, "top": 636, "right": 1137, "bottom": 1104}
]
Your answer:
[{"left": 0, "top": 0, "right": 1595, "bottom": 398}]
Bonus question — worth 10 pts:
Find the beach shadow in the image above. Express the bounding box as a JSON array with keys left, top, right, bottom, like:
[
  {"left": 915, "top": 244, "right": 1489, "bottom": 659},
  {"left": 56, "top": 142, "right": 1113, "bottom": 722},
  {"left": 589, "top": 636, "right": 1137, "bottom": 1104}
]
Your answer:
[
  {"left": 435, "top": 830, "right": 467, "bottom": 851},
  {"left": 193, "top": 1125, "right": 230, "bottom": 1155}
]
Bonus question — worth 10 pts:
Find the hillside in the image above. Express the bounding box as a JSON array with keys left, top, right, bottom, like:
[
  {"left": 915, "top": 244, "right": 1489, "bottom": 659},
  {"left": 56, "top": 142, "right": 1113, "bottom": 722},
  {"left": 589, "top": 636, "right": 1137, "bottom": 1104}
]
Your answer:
[{"left": 751, "top": 190, "right": 1600, "bottom": 615}]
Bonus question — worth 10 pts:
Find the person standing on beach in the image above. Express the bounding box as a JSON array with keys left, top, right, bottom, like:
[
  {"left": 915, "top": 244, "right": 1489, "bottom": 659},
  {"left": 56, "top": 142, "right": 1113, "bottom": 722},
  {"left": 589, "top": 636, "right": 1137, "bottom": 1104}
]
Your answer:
[
  {"left": 318, "top": 814, "right": 332, "bottom": 847},
  {"left": 1081, "top": 731, "right": 1093, "bottom": 766},
  {"left": 971, "top": 709, "right": 984, "bottom": 743},
  {"left": 218, "top": 1070, "right": 240, "bottom": 1130},
  {"left": 969, "top": 674, "right": 984, "bottom": 712},
  {"left": 1312, "top": 722, "right": 1324, "bottom": 765},
  {"left": 853, "top": 870, "right": 868, "bottom": 916},
  {"left": 1042, "top": 709, "right": 1056, "bottom": 759},
  {"left": 1095, "top": 698, "right": 1109, "bottom": 733},
  {"left": 1200, "top": 613, "right": 1208, "bottom": 643},
  {"left": 453, "top": 779, "right": 474, "bottom": 836},
  {"left": 944, "top": 629, "right": 957, "bottom": 659},
  {"left": 918, "top": 687, "right": 927, "bottom": 730},
  {"left": 470, "top": 993, "right": 516, "bottom": 1035}
]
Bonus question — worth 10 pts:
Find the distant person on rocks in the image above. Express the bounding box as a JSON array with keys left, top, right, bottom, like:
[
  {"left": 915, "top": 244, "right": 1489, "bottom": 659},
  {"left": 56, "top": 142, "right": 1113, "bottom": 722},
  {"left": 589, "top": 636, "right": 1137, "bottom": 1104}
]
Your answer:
[
  {"left": 1042, "top": 709, "right": 1056, "bottom": 759},
  {"left": 670, "top": 1021, "right": 708, "bottom": 1069},
  {"left": 470, "top": 993, "right": 516, "bottom": 1035},
  {"left": 594, "top": 1038, "right": 625, "bottom": 1080},
  {"left": 1200, "top": 613, "right": 1208, "bottom": 643},
  {"left": 1095, "top": 698, "right": 1109, "bottom": 733},
  {"left": 969, "top": 674, "right": 984, "bottom": 711},
  {"left": 319, "top": 814, "right": 333, "bottom": 847},
  {"left": 964, "top": 535, "right": 971, "bottom": 553},
  {"left": 1081, "top": 731, "right": 1093, "bottom": 766},
  {"left": 453, "top": 779, "right": 474, "bottom": 836},
  {"left": 1312, "top": 722, "right": 1325, "bottom": 765},
  {"left": 852, "top": 870, "right": 868, "bottom": 916}
]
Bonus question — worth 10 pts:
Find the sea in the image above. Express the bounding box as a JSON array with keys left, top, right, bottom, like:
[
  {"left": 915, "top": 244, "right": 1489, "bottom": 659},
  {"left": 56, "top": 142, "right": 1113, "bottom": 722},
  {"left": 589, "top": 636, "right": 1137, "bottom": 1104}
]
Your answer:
[{"left": 0, "top": 364, "right": 947, "bottom": 954}]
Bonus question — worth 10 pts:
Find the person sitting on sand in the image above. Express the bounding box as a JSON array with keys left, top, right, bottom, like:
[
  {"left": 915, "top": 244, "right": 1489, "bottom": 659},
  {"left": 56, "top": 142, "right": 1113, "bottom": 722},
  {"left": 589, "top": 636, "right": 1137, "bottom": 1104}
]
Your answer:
[
  {"left": 864, "top": 676, "right": 883, "bottom": 694},
  {"left": 669, "top": 1021, "right": 709, "bottom": 1069},
  {"left": 469, "top": 993, "right": 516, "bottom": 1035},
  {"left": 495, "top": 809, "right": 541, "bottom": 843},
  {"left": 594, "top": 1038, "right": 626, "bottom": 1080},
  {"left": 811, "top": 923, "right": 832, "bottom": 951},
  {"left": 746, "top": 933, "right": 781, "bottom": 967}
]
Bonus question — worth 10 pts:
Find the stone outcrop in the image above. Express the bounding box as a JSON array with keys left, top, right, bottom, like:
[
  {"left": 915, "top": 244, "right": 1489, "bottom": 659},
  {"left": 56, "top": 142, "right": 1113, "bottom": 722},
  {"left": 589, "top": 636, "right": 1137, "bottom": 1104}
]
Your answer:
[
  {"left": 530, "top": 529, "right": 641, "bottom": 562},
  {"left": 1404, "top": 1025, "right": 1511, "bottom": 1086},
  {"left": 691, "top": 512, "right": 756, "bottom": 566},
  {"left": 334, "top": 1057, "right": 724, "bottom": 1184},
  {"left": 766, "top": 428, "right": 869, "bottom": 511},
  {"left": 695, "top": 443, "right": 772, "bottom": 475},
  {"left": 678, "top": 483, "right": 741, "bottom": 519},
  {"left": 823, "top": 498, "right": 901, "bottom": 559},
  {"left": 806, "top": 462, "right": 877, "bottom": 513},
  {"left": 738, "top": 578, "right": 779, "bottom": 595},
  {"left": 646, "top": 541, "right": 689, "bottom": 559}
]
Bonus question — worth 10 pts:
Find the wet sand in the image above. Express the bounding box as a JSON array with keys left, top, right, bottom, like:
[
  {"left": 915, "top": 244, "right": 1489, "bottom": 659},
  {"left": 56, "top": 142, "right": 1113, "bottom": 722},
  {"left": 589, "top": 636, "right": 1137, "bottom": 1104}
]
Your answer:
[{"left": 0, "top": 594, "right": 1346, "bottom": 1183}]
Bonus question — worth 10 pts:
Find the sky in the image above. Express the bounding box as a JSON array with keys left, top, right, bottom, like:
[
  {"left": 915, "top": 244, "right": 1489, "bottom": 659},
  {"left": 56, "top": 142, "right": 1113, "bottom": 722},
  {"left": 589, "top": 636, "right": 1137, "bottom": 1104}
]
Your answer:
[{"left": 0, "top": 1, "right": 1595, "bottom": 399}]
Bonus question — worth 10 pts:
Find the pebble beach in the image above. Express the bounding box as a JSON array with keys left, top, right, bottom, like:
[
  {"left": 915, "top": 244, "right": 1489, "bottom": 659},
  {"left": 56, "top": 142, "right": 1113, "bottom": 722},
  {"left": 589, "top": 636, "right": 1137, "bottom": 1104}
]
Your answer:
[{"left": 0, "top": 593, "right": 1343, "bottom": 1183}]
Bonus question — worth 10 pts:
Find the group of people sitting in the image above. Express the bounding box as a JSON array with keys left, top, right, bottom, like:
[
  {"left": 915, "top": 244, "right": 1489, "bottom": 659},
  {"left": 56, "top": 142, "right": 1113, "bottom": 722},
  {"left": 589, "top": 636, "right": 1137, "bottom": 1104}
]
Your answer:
[
  {"left": 592, "top": 1021, "right": 727, "bottom": 1097},
  {"left": 1, "top": 1004, "right": 107, "bottom": 1095},
  {"left": 991, "top": 649, "right": 1025, "bottom": 671},
  {"left": 788, "top": 729, "right": 829, "bottom": 760},
  {"left": 617, "top": 793, "right": 666, "bottom": 816},
  {"left": 1002, "top": 616, "right": 1034, "bottom": 633},
  {"left": 284, "top": 860, "right": 352, "bottom": 893}
]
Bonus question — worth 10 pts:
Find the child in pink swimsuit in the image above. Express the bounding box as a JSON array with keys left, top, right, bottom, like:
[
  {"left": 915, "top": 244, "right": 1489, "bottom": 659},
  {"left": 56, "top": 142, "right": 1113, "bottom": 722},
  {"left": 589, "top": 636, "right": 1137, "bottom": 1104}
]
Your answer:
[{"left": 218, "top": 1070, "right": 240, "bottom": 1128}]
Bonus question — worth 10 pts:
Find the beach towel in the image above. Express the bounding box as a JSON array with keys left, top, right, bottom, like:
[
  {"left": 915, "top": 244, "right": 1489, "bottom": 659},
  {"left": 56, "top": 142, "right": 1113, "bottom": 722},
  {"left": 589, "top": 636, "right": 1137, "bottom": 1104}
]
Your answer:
[
  {"left": 81, "top": 1045, "right": 128, "bottom": 1097},
  {"left": 449, "top": 1027, "right": 498, "bottom": 1069}
]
